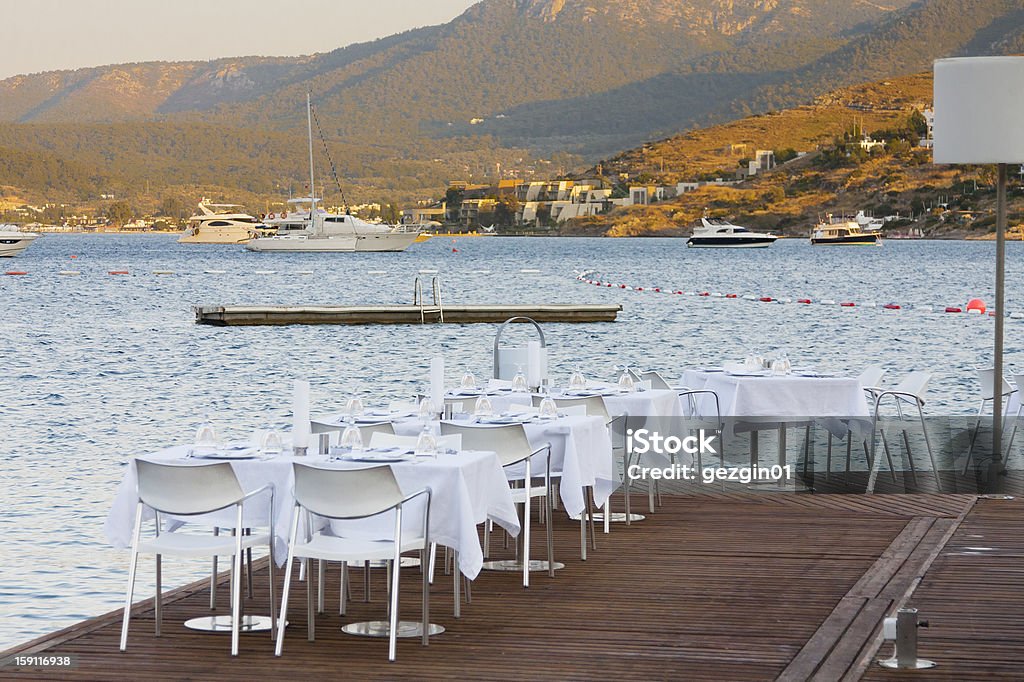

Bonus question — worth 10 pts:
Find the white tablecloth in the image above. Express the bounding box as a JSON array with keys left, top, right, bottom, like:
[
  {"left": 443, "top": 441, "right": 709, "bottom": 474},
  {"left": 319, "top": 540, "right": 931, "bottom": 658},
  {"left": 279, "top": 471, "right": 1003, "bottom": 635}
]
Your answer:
[
  {"left": 104, "top": 446, "right": 519, "bottom": 580},
  {"left": 391, "top": 414, "right": 615, "bottom": 518}
]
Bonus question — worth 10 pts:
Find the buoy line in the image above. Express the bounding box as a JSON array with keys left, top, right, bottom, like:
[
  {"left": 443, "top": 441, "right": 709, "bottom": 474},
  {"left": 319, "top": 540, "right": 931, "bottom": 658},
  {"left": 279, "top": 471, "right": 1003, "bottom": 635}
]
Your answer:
[{"left": 575, "top": 271, "right": 1001, "bottom": 317}]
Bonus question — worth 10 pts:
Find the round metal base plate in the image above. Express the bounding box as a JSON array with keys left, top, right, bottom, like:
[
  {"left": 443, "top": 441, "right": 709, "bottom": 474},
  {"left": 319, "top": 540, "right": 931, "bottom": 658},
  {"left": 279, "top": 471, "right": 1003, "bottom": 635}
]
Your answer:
[
  {"left": 364, "top": 557, "right": 421, "bottom": 569},
  {"left": 480, "top": 559, "right": 565, "bottom": 572},
  {"left": 341, "top": 620, "right": 445, "bottom": 638},
  {"left": 183, "top": 615, "right": 277, "bottom": 633},
  {"left": 878, "top": 658, "right": 937, "bottom": 669},
  {"left": 590, "top": 512, "right": 646, "bottom": 523}
]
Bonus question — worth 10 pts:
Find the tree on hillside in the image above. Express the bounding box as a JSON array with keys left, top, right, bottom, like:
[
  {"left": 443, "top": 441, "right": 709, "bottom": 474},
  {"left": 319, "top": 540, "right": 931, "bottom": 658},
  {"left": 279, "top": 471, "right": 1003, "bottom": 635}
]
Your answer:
[
  {"left": 493, "top": 194, "right": 519, "bottom": 228},
  {"left": 107, "top": 201, "right": 133, "bottom": 225}
]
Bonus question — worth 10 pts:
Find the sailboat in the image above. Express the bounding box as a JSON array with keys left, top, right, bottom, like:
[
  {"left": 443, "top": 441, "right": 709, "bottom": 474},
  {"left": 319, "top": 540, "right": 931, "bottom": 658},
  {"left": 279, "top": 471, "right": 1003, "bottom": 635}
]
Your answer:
[{"left": 246, "top": 95, "right": 420, "bottom": 253}]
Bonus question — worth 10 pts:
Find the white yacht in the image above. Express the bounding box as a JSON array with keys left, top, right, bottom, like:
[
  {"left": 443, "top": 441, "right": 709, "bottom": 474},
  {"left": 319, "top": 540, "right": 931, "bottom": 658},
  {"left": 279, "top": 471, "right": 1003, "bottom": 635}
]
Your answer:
[
  {"left": 0, "top": 224, "right": 39, "bottom": 257},
  {"left": 178, "top": 202, "right": 273, "bottom": 244},
  {"left": 686, "top": 217, "right": 778, "bottom": 248},
  {"left": 248, "top": 199, "right": 420, "bottom": 252},
  {"left": 245, "top": 94, "right": 420, "bottom": 253}
]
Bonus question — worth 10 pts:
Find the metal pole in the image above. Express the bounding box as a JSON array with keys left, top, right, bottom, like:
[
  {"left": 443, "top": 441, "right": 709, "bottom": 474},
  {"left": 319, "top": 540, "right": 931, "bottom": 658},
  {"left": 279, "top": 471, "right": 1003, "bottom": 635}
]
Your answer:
[
  {"left": 307, "top": 92, "right": 315, "bottom": 204},
  {"left": 992, "top": 162, "right": 1007, "bottom": 489}
]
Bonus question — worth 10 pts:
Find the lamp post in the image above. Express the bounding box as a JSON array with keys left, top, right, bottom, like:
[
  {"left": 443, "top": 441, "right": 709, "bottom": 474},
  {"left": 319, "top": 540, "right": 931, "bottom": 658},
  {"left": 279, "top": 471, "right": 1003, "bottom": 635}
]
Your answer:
[{"left": 934, "top": 57, "right": 1024, "bottom": 488}]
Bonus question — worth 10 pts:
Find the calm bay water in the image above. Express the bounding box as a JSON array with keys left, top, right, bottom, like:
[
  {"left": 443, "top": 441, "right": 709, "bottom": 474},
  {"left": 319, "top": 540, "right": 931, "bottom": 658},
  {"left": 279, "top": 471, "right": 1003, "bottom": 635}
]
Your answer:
[{"left": 1, "top": 233, "right": 1021, "bottom": 647}]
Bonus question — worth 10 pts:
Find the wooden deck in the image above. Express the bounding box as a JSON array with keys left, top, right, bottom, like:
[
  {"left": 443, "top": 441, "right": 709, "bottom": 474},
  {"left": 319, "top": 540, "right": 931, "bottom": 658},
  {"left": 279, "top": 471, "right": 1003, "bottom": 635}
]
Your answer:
[
  {"left": 2, "top": 491, "right": 1021, "bottom": 680},
  {"left": 194, "top": 304, "right": 622, "bottom": 326}
]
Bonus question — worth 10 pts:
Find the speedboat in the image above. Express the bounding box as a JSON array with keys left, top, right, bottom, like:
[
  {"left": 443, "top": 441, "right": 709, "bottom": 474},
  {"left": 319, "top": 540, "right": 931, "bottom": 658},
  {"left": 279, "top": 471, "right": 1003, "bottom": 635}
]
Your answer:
[
  {"left": 810, "top": 214, "right": 882, "bottom": 245},
  {"left": 686, "top": 218, "right": 777, "bottom": 248},
  {"left": 247, "top": 200, "right": 420, "bottom": 252},
  {"left": 178, "top": 202, "right": 273, "bottom": 244},
  {"left": 245, "top": 94, "right": 420, "bottom": 253},
  {"left": 0, "top": 224, "right": 39, "bottom": 257}
]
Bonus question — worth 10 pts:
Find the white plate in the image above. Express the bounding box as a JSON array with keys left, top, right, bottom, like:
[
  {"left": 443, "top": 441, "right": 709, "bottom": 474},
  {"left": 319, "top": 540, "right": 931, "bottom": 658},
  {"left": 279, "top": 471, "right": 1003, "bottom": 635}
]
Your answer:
[
  {"left": 725, "top": 370, "right": 769, "bottom": 377},
  {"left": 197, "top": 448, "right": 258, "bottom": 460},
  {"left": 340, "top": 448, "right": 414, "bottom": 462}
]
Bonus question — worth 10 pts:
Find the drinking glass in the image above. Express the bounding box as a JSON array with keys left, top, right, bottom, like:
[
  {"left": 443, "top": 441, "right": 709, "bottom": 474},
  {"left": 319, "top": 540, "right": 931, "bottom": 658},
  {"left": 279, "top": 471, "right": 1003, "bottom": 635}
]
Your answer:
[
  {"left": 617, "top": 366, "right": 636, "bottom": 392},
  {"left": 460, "top": 368, "right": 477, "bottom": 390},
  {"left": 474, "top": 395, "right": 494, "bottom": 418},
  {"left": 538, "top": 386, "right": 558, "bottom": 418},
  {"left": 780, "top": 350, "right": 792, "bottom": 374},
  {"left": 195, "top": 414, "right": 218, "bottom": 447},
  {"left": 260, "top": 430, "right": 283, "bottom": 455},
  {"left": 346, "top": 395, "right": 364, "bottom": 419},
  {"left": 338, "top": 418, "right": 363, "bottom": 454},
  {"left": 414, "top": 425, "right": 438, "bottom": 458},
  {"left": 418, "top": 396, "right": 436, "bottom": 422},
  {"left": 511, "top": 364, "right": 528, "bottom": 393},
  {"left": 568, "top": 364, "right": 587, "bottom": 391}
]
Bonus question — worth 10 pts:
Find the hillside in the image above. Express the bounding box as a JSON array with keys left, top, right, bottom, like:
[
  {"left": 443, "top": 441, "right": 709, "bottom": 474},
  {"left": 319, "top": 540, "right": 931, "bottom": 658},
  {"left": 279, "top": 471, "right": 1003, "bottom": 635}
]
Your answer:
[
  {"left": 568, "top": 72, "right": 1024, "bottom": 238},
  {"left": 0, "top": 0, "right": 1021, "bottom": 208}
]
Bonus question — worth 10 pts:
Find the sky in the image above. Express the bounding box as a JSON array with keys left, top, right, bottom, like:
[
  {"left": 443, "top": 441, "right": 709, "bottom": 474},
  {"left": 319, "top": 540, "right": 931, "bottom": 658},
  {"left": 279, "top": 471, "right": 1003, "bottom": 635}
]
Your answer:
[{"left": 0, "top": 0, "right": 479, "bottom": 80}]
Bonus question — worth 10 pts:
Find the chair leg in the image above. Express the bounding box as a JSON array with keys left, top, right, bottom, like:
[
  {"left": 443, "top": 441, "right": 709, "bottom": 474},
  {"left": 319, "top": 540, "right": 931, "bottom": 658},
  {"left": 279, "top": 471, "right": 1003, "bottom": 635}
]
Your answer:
[
  {"left": 388, "top": 548, "right": 400, "bottom": 662},
  {"left": 483, "top": 520, "right": 491, "bottom": 559},
  {"left": 268, "top": 541, "right": 277, "bottom": 642},
  {"left": 826, "top": 433, "right": 833, "bottom": 481},
  {"left": 919, "top": 403, "right": 941, "bottom": 491},
  {"left": 363, "top": 560, "right": 371, "bottom": 603},
  {"left": 963, "top": 401, "right": 986, "bottom": 475},
  {"left": 154, "top": 555, "right": 162, "bottom": 636},
  {"left": 903, "top": 427, "right": 919, "bottom": 485},
  {"left": 421, "top": 550, "right": 429, "bottom": 647},
  {"left": 428, "top": 543, "right": 437, "bottom": 584},
  {"left": 119, "top": 546, "right": 140, "bottom": 651},
  {"left": 317, "top": 559, "right": 325, "bottom": 614},
  {"left": 546, "top": 492, "right": 555, "bottom": 579},
  {"left": 307, "top": 556, "right": 315, "bottom": 642},
  {"left": 522, "top": 500, "right": 531, "bottom": 588},
  {"left": 587, "top": 488, "right": 597, "bottom": 551},
  {"left": 274, "top": 554, "right": 295, "bottom": 657},
  {"left": 246, "top": 530, "right": 254, "bottom": 600},
  {"left": 231, "top": 547, "right": 241, "bottom": 656},
  {"left": 580, "top": 511, "right": 587, "bottom": 561}
]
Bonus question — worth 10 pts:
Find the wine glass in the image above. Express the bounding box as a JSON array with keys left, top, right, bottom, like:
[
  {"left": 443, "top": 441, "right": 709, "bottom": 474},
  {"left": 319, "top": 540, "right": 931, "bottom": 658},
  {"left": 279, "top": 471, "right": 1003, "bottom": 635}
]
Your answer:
[
  {"left": 417, "top": 396, "right": 436, "bottom": 422},
  {"left": 260, "top": 429, "right": 283, "bottom": 455},
  {"left": 414, "top": 424, "right": 438, "bottom": 458},
  {"left": 617, "top": 366, "right": 636, "bottom": 392},
  {"left": 194, "top": 413, "right": 218, "bottom": 449},
  {"left": 568, "top": 364, "right": 586, "bottom": 391},
  {"left": 538, "top": 386, "right": 558, "bottom": 418},
  {"left": 338, "top": 418, "right": 363, "bottom": 456},
  {"left": 474, "top": 395, "right": 493, "bottom": 418},
  {"left": 460, "top": 367, "right": 477, "bottom": 390},
  {"left": 511, "top": 364, "right": 528, "bottom": 393},
  {"left": 780, "top": 350, "right": 792, "bottom": 374},
  {"left": 346, "top": 394, "right": 364, "bottom": 419}
]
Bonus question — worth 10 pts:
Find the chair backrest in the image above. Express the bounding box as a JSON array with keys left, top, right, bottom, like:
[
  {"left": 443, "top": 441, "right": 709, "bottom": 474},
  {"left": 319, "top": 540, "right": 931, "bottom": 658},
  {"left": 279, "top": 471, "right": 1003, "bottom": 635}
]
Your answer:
[
  {"left": 858, "top": 365, "right": 886, "bottom": 390},
  {"left": 359, "top": 421, "right": 396, "bottom": 441},
  {"left": 293, "top": 463, "right": 404, "bottom": 519},
  {"left": 135, "top": 459, "right": 244, "bottom": 516},
  {"left": 439, "top": 422, "right": 534, "bottom": 467},
  {"left": 551, "top": 396, "right": 611, "bottom": 421},
  {"left": 892, "top": 370, "right": 931, "bottom": 398},
  {"left": 369, "top": 432, "right": 462, "bottom": 450},
  {"left": 978, "top": 368, "right": 1014, "bottom": 401},
  {"left": 641, "top": 370, "right": 673, "bottom": 390}
]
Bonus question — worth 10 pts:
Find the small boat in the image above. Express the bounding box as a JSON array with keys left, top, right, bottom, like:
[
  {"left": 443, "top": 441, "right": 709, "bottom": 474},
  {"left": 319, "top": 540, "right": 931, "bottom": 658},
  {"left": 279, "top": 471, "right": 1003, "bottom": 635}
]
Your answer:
[
  {"left": 0, "top": 224, "right": 39, "bottom": 257},
  {"left": 178, "top": 202, "right": 273, "bottom": 244},
  {"left": 686, "top": 218, "right": 777, "bottom": 248},
  {"left": 810, "top": 215, "right": 882, "bottom": 246}
]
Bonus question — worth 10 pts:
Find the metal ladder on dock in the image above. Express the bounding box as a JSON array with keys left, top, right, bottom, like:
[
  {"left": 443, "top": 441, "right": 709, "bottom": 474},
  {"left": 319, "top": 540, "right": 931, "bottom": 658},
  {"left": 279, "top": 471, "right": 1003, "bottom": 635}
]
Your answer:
[{"left": 413, "top": 276, "right": 444, "bottom": 323}]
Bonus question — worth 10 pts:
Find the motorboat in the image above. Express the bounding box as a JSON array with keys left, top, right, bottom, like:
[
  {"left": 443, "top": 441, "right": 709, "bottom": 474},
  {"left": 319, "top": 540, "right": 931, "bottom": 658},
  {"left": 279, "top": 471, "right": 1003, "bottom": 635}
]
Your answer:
[
  {"left": 0, "top": 224, "right": 39, "bottom": 257},
  {"left": 178, "top": 202, "right": 273, "bottom": 244},
  {"left": 245, "top": 94, "right": 420, "bottom": 253},
  {"left": 810, "top": 214, "right": 882, "bottom": 245},
  {"left": 247, "top": 200, "right": 420, "bottom": 252},
  {"left": 686, "top": 217, "right": 777, "bottom": 248}
]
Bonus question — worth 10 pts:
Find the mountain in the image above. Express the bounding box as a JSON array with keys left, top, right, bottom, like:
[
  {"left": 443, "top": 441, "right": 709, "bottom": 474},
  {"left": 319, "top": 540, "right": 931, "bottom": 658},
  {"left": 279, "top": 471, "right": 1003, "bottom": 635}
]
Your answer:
[{"left": 0, "top": 0, "right": 1021, "bottom": 207}]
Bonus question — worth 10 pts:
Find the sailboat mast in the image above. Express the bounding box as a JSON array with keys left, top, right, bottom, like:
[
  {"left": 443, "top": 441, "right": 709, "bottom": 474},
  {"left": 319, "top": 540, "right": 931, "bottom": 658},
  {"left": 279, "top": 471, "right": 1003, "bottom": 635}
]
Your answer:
[{"left": 306, "top": 92, "right": 316, "bottom": 206}]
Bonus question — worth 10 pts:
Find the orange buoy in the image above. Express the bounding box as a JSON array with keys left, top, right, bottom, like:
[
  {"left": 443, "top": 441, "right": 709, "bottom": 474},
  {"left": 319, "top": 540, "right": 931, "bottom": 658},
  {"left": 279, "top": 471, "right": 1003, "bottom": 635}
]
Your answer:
[
  {"left": 759, "top": 296, "right": 773, "bottom": 302},
  {"left": 108, "top": 270, "right": 129, "bottom": 275},
  {"left": 725, "top": 293, "right": 738, "bottom": 299},
  {"left": 945, "top": 306, "right": 962, "bottom": 313},
  {"left": 883, "top": 303, "right": 901, "bottom": 310},
  {"left": 4, "top": 271, "right": 28, "bottom": 275},
  {"left": 636, "top": 287, "right": 644, "bottom": 291},
  {"left": 840, "top": 302, "right": 856, "bottom": 307},
  {"left": 966, "top": 298, "right": 986, "bottom": 314},
  {"left": 70, "top": 255, "right": 78, "bottom": 259}
]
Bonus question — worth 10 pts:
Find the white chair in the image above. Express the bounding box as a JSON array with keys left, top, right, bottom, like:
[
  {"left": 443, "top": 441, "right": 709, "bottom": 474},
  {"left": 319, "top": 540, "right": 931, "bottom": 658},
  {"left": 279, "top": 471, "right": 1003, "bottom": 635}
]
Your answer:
[
  {"left": 867, "top": 371, "right": 940, "bottom": 492},
  {"left": 119, "top": 460, "right": 276, "bottom": 656},
  {"left": 1001, "top": 373, "right": 1024, "bottom": 463},
  {"left": 275, "top": 464, "right": 431, "bottom": 662},
  {"left": 964, "top": 368, "right": 1015, "bottom": 473},
  {"left": 439, "top": 422, "right": 553, "bottom": 587}
]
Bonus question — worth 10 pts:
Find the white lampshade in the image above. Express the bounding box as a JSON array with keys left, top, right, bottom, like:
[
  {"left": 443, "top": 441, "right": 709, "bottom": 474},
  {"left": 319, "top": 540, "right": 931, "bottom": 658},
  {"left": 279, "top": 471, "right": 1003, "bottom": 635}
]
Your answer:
[{"left": 933, "top": 57, "right": 1024, "bottom": 164}]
